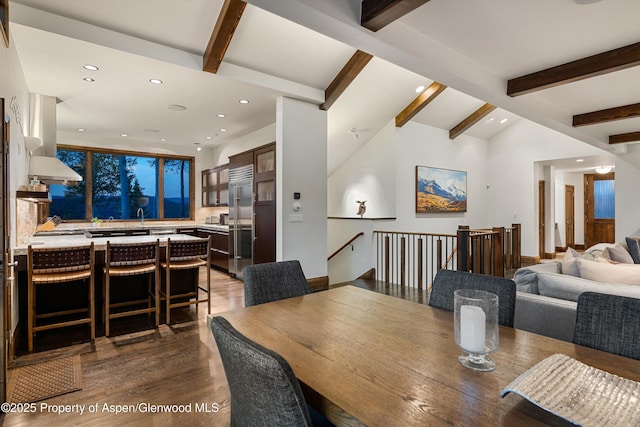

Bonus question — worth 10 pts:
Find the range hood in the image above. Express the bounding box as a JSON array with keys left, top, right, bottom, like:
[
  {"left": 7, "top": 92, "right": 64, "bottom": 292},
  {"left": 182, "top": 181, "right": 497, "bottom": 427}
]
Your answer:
[
  {"left": 29, "top": 155, "right": 82, "bottom": 183},
  {"left": 27, "top": 94, "right": 82, "bottom": 184}
]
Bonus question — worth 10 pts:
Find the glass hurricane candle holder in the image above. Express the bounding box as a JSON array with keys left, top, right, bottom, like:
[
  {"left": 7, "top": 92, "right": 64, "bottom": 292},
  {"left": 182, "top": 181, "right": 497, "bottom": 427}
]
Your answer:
[{"left": 454, "top": 289, "right": 499, "bottom": 372}]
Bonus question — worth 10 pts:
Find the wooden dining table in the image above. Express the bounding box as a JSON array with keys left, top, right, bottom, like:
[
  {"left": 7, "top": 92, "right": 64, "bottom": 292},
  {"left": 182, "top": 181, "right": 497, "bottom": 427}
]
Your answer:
[{"left": 218, "top": 285, "right": 640, "bottom": 426}]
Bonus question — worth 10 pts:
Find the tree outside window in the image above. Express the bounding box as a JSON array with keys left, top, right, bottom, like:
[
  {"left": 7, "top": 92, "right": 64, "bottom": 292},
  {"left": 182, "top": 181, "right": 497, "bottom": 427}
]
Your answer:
[{"left": 50, "top": 147, "right": 192, "bottom": 221}]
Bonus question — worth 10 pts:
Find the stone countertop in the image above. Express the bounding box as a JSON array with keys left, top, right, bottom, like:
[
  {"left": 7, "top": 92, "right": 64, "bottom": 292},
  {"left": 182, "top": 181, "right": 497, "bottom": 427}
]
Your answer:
[
  {"left": 36, "top": 221, "right": 228, "bottom": 234},
  {"left": 13, "top": 232, "right": 211, "bottom": 256},
  {"left": 13, "top": 221, "right": 229, "bottom": 256}
]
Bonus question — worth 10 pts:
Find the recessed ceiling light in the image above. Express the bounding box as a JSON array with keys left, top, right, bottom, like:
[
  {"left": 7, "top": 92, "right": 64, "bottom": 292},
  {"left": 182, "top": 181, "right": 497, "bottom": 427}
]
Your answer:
[
  {"left": 194, "top": 143, "right": 202, "bottom": 152},
  {"left": 415, "top": 85, "right": 425, "bottom": 93},
  {"left": 149, "top": 79, "right": 163, "bottom": 85},
  {"left": 121, "top": 133, "right": 128, "bottom": 137},
  {"left": 160, "top": 138, "right": 167, "bottom": 142},
  {"left": 239, "top": 99, "right": 249, "bottom": 104},
  {"left": 217, "top": 114, "right": 225, "bottom": 118},
  {"left": 220, "top": 128, "right": 227, "bottom": 132},
  {"left": 83, "top": 64, "right": 99, "bottom": 71},
  {"left": 83, "top": 77, "right": 95, "bottom": 82},
  {"left": 576, "top": 159, "right": 584, "bottom": 163},
  {"left": 168, "top": 104, "right": 187, "bottom": 111},
  {"left": 500, "top": 118, "right": 508, "bottom": 124},
  {"left": 485, "top": 117, "right": 495, "bottom": 123},
  {"left": 76, "top": 128, "right": 86, "bottom": 132},
  {"left": 206, "top": 136, "right": 212, "bottom": 140}
]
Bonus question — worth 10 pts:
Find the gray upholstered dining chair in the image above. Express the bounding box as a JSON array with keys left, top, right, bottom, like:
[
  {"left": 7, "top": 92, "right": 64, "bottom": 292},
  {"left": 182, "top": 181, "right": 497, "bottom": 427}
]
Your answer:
[
  {"left": 210, "top": 316, "right": 314, "bottom": 427},
  {"left": 428, "top": 269, "right": 517, "bottom": 327},
  {"left": 243, "top": 260, "right": 311, "bottom": 307},
  {"left": 573, "top": 292, "right": 640, "bottom": 360}
]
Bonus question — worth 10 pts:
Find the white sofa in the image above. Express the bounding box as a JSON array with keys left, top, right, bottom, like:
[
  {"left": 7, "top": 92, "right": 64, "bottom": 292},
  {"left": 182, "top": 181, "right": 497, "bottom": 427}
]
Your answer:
[{"left": 513, "top": 240, "right": 640, "bottom": 342}]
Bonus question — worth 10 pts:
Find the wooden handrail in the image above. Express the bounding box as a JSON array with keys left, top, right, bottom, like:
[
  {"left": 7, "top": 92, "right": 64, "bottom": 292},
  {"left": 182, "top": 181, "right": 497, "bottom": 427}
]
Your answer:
[
  {"left": 374, "top": 230, "right": 456, "bottom": 238},
  {"left": 328, "top": 232, "right": 364, "bottom": 261}
]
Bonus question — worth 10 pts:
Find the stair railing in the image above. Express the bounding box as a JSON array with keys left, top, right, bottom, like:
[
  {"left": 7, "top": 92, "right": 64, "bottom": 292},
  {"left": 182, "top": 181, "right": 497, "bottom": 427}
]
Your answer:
[{"left": 328, "top": 232, "right": 365, "bottom": 261}]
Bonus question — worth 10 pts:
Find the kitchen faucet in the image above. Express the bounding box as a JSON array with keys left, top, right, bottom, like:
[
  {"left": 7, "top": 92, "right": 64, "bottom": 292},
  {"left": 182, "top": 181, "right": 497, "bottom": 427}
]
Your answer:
[{"left": 137, "top": 208, "right": 144, "bottom": 225}]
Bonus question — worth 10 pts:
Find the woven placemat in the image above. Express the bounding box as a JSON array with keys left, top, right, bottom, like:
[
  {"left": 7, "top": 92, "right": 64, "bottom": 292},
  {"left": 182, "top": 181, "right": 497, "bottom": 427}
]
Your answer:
[{"left": 7, "top": 354, "right": 82, "bottom": 403}]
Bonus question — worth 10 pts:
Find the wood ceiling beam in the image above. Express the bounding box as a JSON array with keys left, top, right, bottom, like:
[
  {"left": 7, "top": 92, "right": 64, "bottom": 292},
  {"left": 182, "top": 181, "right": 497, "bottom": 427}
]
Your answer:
[
  {"left": 361, "top": 0, "right": 431, "bottom": 32},
  {"left": 507, "top": 41, "right": 640, "bottom": 96},
  {"left": 320, "top": 50, "right": 373, "bottom": 111},
  {"left": 573, "top": 102, "right": 640, "bottom": 127},
  {"left": 449, "top": 103, "right": 496, "bottom": 140},
  {"left": 203, "top": 0, "right": 246, "bottom": 74},
  {"left": 395, "top": 82, "right": 447, "bottom": 127},
  {"left": 609, "top": 131, "right": 640, "bottom": 144}
]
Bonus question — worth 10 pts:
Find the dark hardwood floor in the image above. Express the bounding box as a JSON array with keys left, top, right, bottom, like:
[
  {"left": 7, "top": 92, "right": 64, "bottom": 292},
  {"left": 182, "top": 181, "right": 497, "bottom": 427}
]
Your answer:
[
  {"left": 2, "top": 269, "right": 244, "bottom": 426},
  {"left": 1, "top": 270, "right": 433, "bottom": 426}
]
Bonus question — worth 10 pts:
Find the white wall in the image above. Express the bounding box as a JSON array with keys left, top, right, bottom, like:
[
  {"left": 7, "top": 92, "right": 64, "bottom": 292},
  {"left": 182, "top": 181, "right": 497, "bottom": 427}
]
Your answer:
[
  {"left": 486, "top": 119, "right": 609, "bottom": 257},
  {"left": 327, "top": 120, "right": 491, "bottom": 283},
  {"left": 615, "top": 156, "right": 640, "bottom": 239},
  {"left": 1, "top": 33, "right": 32, "bottom": 331},
  {"left": 328, "top": 117, "right": 629, "bottom": 283},
  {"left": 328, "top": 121, "right": 396, "bottom": 218},
  {"left": 276, "top": 97, "right": 327, "bottom": 278}
]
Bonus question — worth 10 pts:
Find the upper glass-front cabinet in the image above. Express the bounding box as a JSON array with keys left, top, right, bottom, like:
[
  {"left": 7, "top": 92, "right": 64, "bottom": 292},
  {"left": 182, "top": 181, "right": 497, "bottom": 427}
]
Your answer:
[
  {"left": 255, "top": 148, "right": 275, "bottom": 174},
  {"left": 254, "top": 143, "right": 275, "bottom": 204},
  {"left": 201, "top": 164, "right": 229, "bottom": 207}
]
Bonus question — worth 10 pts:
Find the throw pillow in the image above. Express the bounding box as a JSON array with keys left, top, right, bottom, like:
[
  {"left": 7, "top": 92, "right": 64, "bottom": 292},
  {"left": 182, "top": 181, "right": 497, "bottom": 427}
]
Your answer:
[
  {"left": 576, "top": 257, "right": 640, "bottom": 285},
  {"left": 626, "top": 237, "right": 640, "bottom": 264},
  {"left": 603, "top": 244, "right": 634, "bottom": 264},
  {"left": 580, "top": 243, "right": 616, "bottom": 261},
  {"left": 561, "top": 248, "right": 581, "bottom": 277}
]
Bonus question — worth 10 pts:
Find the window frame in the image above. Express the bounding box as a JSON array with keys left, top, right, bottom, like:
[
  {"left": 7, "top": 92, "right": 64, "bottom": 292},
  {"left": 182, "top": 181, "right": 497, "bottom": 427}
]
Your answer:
[{"left": 55, "top": 144, "right": 195, "bottom": 222}]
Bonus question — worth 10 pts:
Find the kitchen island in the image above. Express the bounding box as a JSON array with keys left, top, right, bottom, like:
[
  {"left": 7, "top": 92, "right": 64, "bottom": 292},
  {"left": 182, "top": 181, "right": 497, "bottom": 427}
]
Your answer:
[
  {"left": 13, "top": 222, "right": 228, "bottom": 353},
  {"left": 17, "top": 221, "right": 230, "bottom": 272}
]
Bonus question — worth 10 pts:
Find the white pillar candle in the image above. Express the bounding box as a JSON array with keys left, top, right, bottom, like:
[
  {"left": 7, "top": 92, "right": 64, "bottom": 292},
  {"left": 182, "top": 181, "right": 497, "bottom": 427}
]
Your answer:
[{"left": 460, "top": 305, "right": 486, "bottom": 353}]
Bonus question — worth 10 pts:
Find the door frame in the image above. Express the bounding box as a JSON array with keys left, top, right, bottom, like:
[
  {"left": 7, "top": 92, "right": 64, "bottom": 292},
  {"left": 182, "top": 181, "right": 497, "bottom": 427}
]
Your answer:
[
  {"left": 1, "top": 98, "right": 8, "bottom": 401},
  {"left": 564, "top": 184, "right": 575, "bottom": 250},
  {"left": 538, "top": 180, "right": 545, "bottom": 260},
  {"left": 584, "top": 172, "right": 615, "bottom": 248}
]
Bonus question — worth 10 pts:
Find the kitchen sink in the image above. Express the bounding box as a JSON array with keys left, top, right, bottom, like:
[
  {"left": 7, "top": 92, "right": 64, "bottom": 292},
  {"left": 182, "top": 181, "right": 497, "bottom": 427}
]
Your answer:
[{"left": 83, "top": 229, "right": 150, "bottom": 238}]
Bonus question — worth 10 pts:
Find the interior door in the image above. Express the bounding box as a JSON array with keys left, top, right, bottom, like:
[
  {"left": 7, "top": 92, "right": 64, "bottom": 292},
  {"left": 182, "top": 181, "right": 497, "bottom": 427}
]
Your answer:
[
  {"left": 584, "top": 173, "right": 615, "bottom": 248},
  {"left": 1, "top": 99, "right": 8, "bottom": 401},
  {"left": 565, "top": 185, "right": 575, "bottom": 250},
  {"left": 538, "top": 180, "right": 545, "bottom": 260}
]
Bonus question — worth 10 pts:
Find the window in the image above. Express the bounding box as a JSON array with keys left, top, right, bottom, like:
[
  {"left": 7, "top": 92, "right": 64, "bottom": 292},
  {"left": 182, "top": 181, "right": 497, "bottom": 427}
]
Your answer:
[
  {"left": 163, "top": 159, "right": 190, "bottom": 218},
  {"left": 593, "top": 179, "right": 615, "bottom": 219},
  {"left": 50, "top": 146, "right": 193, "bottom": 221},
  {"left": 50, "top": 150, "right": 86, "bottom": 220}
]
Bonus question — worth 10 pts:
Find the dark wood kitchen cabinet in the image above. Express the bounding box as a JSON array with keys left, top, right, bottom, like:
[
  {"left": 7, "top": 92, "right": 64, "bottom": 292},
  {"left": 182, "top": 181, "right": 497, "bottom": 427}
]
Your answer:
[
  {"left": 201, "top": 164, "right": 229, "bottom": 207},
  {"left": 228, "top": 143, "right": 276, "bottom": 266},
  {"left": 199, "top": 229, "right": 229, "bottom": 272},
  {"left": 253, "top": 143, "right": 275, "bottom": 264}
]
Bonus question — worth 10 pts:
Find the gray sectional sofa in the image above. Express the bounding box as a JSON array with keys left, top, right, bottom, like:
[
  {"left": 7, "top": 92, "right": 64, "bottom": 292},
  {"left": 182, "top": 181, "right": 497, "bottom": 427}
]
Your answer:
[{"left": 513, "top": 242, "right": 640, "bottom": 342}]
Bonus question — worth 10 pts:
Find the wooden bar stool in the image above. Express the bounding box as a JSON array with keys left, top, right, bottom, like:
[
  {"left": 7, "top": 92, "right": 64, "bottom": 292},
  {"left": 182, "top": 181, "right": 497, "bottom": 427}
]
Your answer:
[
  {"left": 103, "top": 240, "right": 160, "bottom": 337},
  {"left": 27, "top": 243, "right": 95, "bottom": 352},
  {"left": 160, "top": 236, "right": 211, "bottom": 325}
]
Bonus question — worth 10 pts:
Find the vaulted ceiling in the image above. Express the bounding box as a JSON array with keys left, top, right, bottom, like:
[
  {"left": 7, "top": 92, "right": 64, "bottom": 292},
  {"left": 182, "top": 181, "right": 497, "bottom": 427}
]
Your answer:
[{"left": 8, "top": 0, "right": 640, "bottom": 174}]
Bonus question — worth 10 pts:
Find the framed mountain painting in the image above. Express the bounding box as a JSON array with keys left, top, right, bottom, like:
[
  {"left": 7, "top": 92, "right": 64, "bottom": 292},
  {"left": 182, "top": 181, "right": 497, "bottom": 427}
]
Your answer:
[{"left": 415, "top": 166, "right": 467, "bottom": 213}]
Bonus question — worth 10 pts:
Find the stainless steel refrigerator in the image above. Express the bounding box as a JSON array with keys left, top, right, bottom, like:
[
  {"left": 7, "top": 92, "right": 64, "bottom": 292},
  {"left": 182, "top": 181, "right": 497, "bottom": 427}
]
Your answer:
[{"left": 228, "top": 165, "right": 253, "bottom": 279}]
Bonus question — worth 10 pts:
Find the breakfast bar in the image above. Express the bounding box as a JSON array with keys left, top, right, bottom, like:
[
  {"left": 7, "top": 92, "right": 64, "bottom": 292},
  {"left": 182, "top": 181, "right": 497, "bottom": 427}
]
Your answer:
[{"left": 12, "top": 222, "right": 227, "bottom": 352}]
